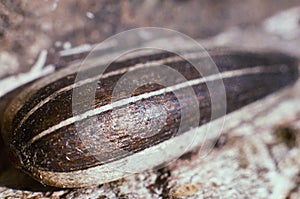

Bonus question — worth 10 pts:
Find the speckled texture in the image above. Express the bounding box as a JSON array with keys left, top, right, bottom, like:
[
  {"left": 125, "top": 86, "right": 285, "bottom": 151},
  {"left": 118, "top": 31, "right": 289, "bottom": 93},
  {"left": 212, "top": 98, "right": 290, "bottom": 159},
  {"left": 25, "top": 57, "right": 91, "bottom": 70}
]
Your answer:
[{"left": 1, "top": 1, "right": 300, "bottom": 198}]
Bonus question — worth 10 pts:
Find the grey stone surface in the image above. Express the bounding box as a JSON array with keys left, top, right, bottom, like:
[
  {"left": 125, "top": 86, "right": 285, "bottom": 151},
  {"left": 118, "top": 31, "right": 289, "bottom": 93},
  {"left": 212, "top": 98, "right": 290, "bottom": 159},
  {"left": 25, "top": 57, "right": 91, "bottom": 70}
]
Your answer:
[{"left": 0, "top": 1, "right": 300, "bottom": 198}]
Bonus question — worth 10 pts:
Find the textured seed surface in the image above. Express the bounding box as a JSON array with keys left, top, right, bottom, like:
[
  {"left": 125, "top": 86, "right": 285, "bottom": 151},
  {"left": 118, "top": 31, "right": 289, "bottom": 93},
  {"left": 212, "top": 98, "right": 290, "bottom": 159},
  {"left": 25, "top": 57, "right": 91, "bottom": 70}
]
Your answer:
[{"left": 1, "top": 49, "right": 299, "bottom": 187}]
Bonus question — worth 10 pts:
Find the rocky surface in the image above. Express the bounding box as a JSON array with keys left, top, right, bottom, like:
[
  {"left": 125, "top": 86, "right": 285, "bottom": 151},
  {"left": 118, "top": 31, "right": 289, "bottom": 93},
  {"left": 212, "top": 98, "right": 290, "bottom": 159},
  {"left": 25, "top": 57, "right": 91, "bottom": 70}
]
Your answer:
[{"left": 0, "top": 1, "right": 300, "bottom": 198}]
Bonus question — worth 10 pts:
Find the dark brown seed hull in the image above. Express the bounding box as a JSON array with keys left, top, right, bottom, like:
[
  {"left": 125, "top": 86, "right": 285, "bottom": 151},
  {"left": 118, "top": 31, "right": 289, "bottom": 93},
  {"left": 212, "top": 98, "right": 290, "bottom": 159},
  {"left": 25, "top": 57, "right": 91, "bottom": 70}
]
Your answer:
[{"left": 1, "top": 48, "right": 299, "bottom": 187}]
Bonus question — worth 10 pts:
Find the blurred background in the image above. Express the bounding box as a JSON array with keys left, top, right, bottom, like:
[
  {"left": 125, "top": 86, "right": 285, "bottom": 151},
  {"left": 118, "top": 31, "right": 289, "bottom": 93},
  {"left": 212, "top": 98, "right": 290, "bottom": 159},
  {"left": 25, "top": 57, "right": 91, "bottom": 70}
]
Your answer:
[
  {"left": 0, "top": 1, "right": 300, "bottom": 198},
  {"left": 1, "top": 0, "right": 300, "bottom": 77}
]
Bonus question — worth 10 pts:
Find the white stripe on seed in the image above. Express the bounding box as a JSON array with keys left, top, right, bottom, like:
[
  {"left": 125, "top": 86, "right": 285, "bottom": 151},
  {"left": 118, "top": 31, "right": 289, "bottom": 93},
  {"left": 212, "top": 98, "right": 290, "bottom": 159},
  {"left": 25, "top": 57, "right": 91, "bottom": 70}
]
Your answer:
[
  {"left": 27, "top": 64, "right": 285, "bottom": 146},
  {"left": 16, "top": 51, "right": 213, "bottom": 133}
]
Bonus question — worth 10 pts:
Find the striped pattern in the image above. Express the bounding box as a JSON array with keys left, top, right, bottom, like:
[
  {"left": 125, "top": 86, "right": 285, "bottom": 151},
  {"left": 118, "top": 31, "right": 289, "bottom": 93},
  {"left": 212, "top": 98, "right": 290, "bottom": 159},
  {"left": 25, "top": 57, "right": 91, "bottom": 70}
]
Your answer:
[
  {"left": 27, "top": 63, "right": 288, "bottom": 146},
  {"left": 2, "top": 48, "right": 298, "bottom": 188}
]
